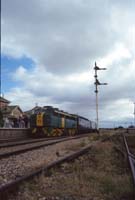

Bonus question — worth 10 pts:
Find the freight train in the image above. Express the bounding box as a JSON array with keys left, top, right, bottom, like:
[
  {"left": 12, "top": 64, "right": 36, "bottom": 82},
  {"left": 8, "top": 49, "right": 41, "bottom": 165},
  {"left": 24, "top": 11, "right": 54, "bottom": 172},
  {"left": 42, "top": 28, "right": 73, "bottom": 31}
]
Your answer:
[{"left": 30, "top": 106, "right": 97, "bottom": 137}]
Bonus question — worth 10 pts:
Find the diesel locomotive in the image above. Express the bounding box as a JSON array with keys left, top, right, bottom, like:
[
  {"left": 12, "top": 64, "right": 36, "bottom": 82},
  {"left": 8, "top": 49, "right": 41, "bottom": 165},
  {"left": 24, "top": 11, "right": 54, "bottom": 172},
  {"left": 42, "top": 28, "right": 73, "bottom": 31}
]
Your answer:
[{"left": 30, "top": 106, "right": 97, "bottom": 137}]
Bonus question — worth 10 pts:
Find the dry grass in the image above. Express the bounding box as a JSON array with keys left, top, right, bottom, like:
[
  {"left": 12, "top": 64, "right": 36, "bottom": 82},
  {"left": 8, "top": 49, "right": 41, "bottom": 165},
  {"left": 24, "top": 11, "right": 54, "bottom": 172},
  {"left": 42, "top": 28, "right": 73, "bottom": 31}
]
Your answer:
[
  {"left": 9, "top": 134, "right": 134, "bottom": 200},
  {"left": 64, "top": 139, "right": 88, "bottom": 152}
]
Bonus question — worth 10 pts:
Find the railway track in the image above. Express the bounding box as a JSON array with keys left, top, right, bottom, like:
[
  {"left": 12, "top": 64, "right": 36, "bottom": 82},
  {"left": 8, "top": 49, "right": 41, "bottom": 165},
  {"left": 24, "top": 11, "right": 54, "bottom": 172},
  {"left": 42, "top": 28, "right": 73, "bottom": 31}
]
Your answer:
[
  {"left": 0, "top": 133, "right": 91, "bottom": 159},
  {"left": 0, "top": 138, "right": 68, "bottom": 159},
  {"left": 0, "top": 138, "right": 29, "bottom": 144},
  {"left": 0, "top": 133, "right": 91, "bottom": 148},
  {"left": 0, "top": 136, "right": 95, "bottom": 199},
  {"left": 123, "top": 134, "right": 135, "bottom": 186},
  {"left": 0, "top": 136, "right": 67, "bottom": 148}
]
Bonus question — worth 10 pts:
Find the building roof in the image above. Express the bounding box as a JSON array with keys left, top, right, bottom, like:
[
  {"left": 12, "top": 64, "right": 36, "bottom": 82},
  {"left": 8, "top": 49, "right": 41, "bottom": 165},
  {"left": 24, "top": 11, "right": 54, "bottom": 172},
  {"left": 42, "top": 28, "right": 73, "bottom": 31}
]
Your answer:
[
  {"left": 1, "top": 105, "right": 23, "bottom": 117},
  {"left": 0, "top": 96, "right": 10, "bottom": 103},
  {"left": 8, "top": 106, "right": 23, "bottom": 113}
]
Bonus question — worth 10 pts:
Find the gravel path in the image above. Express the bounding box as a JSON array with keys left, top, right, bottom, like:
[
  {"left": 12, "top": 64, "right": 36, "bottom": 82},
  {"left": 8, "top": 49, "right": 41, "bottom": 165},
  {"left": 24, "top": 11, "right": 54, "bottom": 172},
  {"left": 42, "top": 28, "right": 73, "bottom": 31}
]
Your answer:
[{"left": 0, "top": 136, "right": 92, "bottom": 186}]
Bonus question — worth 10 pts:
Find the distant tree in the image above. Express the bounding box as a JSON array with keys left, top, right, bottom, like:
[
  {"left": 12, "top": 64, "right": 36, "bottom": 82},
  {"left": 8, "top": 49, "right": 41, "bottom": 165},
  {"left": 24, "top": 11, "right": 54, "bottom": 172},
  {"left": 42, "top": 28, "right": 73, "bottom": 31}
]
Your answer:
[
  {"left": 0, "top": 110, "right": 4, "bottom": 127},
  {"left": 128, "top": 125, "right": 134, "bottom": 128},
  {"left": 118, "top": 126, "right": 124, "bottom": 129}
]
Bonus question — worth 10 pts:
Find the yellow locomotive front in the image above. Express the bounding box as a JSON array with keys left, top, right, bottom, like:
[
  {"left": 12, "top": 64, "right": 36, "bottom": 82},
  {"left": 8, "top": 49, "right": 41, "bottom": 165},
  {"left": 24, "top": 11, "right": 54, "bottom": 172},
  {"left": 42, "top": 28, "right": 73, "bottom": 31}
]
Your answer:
[{"left": 30, "top": 106, "right": 77, "bottom": 137}]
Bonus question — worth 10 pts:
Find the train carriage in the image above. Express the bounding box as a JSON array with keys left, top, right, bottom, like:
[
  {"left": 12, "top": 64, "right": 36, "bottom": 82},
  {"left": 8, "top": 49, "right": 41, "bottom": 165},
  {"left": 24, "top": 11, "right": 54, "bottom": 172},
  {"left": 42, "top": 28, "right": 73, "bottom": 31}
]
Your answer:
[{"left": 77, "top": 116, "right": 91, "bottom": 134}]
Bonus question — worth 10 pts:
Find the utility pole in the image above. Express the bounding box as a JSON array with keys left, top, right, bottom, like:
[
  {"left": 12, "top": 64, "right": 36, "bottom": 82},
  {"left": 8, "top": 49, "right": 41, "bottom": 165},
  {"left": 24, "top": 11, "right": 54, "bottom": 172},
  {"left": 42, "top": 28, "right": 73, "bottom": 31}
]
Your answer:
[
  {"left": 0, "top": 51, "right": 1, "bottom": 111},
  {"left": 133, "top": 102, "right": 135, "bottom": 128},
  {"left": 94, "top": 62, "right": 107, "bottom": 131}
]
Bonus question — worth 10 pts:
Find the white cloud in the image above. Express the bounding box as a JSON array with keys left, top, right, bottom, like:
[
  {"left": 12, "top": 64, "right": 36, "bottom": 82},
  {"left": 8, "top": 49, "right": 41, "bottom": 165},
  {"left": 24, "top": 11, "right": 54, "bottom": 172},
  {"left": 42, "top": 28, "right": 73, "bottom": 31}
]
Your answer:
[
  {"left": 2, "top": 0, "right": 135, "bottom": 126},
  {"left": 98, "top": 43, "right": 132, "bottom": 67}
]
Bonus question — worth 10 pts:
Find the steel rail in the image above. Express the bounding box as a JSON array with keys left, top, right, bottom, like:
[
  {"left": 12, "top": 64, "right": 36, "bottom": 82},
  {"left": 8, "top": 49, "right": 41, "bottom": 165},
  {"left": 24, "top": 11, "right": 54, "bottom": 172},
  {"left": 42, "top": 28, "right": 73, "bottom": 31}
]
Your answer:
[
  {"left": 0, "top": 138, "right": 29, "bottom": 143},
  {"left": 0, "top": 138, "right": 72, "bottom": 159},
  {"left": 0, "top": 138, "right": 48, "bottom": 148},
  {"left": 0, "top": 133, "right": 91, "bottom": 159},
  {"left": 0, "top": 144, "right": 92, "bottom": 199},
  {"left": 0, "top": 136, "right": 68, "bottom": 148},
  {"left": 123, "top": 134, "right": 135, "bottom": 186},
  {"left": 0, "top": 132, "right": 91, "bottom": 148}
]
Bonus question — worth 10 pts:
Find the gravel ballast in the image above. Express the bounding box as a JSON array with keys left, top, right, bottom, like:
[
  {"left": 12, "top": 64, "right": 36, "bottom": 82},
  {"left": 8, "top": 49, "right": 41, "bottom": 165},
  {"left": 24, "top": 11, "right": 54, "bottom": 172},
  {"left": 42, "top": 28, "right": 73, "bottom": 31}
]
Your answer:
[{"left": 0, "top": 136, "right": 92, "bottom": 186}]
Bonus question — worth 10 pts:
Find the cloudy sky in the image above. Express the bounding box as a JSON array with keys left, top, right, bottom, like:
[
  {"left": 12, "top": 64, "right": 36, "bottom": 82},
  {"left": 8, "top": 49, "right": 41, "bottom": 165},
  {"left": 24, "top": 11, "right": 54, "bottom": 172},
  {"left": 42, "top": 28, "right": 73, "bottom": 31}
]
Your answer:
[{"left": 1, "top": 0, "right": 135, "bottom": 127}]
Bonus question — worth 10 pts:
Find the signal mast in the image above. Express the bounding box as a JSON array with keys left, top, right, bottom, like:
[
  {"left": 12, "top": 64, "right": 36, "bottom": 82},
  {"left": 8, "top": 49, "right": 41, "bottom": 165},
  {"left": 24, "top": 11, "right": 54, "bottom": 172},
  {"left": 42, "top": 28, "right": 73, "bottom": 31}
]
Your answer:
[{"left": 94, "top": 62, "right": 107, "bottom": 131}]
